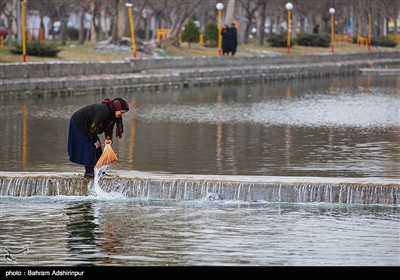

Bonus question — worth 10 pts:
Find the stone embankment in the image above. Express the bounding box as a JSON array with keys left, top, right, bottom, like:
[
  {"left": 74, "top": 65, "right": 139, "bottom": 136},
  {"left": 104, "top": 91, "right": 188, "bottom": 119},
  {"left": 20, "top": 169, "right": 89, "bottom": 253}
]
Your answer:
[{"left": 1, "top": 51, "right": 399, "bottom": 100}]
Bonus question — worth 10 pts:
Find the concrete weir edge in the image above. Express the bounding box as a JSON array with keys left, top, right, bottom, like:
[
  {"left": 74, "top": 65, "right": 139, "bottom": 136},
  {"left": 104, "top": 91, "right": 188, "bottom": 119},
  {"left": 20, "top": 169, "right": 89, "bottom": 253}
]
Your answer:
[{"left": 1, "top": 171, "right": 399, "bottom": 205}]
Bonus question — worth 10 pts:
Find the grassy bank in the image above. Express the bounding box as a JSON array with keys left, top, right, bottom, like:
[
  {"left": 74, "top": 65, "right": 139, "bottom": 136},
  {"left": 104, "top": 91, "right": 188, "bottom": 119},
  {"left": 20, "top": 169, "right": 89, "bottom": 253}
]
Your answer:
[{"left": 0, "top": 39, "right": 398, "bottom": 63}]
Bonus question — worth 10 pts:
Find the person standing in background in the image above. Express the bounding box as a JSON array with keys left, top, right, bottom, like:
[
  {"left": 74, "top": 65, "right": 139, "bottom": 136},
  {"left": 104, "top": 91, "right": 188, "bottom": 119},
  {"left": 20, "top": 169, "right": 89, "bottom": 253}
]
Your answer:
[
  {"left": 229, "top": 23, "right": 238, "bottom": 56},
  {"left": 221, "top": 24, "right": 231, "bottom": 56},
  {"left": 313, "top": 24, "right": 319, "bottom": 34}
]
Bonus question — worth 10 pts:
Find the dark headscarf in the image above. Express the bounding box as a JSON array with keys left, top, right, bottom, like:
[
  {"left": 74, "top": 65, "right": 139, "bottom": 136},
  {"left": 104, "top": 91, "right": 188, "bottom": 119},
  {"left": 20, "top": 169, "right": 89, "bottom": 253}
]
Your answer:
[{"left": 102, "top": 97, "right": 130, "bottom": 138}]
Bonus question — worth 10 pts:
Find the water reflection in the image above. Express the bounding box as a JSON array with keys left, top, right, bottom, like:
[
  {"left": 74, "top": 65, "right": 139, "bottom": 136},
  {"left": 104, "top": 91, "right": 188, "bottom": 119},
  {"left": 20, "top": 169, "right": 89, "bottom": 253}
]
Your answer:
[
  {"left": 71, "top": 202, "right": 125, "bottom": 266},
  {"left": 65, "top": 202, "right": 98, "bottom": 265},
  {"left": 1, "top": 196, "right": 398, "bottom": 266},
  {"left": 1, "top": 74, "right": 399, "bottom": 267},
  {"left": 0, "top": 75, "right": 399, "bottom": 178}
]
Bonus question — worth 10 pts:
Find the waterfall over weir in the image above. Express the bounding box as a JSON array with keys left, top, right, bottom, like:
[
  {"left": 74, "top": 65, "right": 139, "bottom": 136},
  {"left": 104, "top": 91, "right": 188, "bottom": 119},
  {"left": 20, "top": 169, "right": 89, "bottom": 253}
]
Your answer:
[{"left": 0, "top": 171, "right": 398, "bottom": 205}]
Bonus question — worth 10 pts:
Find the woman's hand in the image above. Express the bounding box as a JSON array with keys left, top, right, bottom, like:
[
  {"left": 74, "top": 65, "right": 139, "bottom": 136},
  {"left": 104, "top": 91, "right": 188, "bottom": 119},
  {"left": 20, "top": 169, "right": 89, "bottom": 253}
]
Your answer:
[
  {"left": 105, "top": 137, "right": 112, "bottom": 145},
  {"left": 94, "top": 140, "right": 101, "bottom": 149}
]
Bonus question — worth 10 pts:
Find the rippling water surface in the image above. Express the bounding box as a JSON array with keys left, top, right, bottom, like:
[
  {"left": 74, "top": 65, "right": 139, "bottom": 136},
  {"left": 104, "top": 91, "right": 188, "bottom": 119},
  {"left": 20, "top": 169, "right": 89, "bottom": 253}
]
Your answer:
[
  {"left": 1, "top": 75, "right": 399, "bottom": 267},
  {"left": 1, "top": 75, "right": 399, "bottom": 178},
  {"left": 1, "top": 196, "right": 399, "bottom": 266}
]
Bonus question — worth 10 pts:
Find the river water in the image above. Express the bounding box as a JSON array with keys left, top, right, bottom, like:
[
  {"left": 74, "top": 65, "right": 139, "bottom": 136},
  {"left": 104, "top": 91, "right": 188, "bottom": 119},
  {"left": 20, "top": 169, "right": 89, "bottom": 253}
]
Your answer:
[
  {"left": 0, "top": 74, "right": 399, "bottom": 266},
  {"left": 1, "top": 75, "right": 399, "bottom": 178}
]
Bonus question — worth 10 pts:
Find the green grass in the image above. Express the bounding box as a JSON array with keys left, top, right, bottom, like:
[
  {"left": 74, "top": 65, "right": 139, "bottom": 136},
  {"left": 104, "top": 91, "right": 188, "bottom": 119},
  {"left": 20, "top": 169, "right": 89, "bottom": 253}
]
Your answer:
[
  {"left": 1, "top": 39, "right": 398, "bottom": 63},
  {"left": 0, "top": 41, "right": 133, "bottom": 63}
]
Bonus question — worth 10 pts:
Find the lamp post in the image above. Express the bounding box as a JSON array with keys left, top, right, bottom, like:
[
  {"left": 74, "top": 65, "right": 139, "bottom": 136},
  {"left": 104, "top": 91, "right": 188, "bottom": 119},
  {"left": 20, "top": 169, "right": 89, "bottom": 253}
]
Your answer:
[
  {"left": 285, "top": 2, "right": 293, "bottom": 54},
  {"left": 329, "top": 7, "right": 335, "bottom": 54},
  {"left": 21, "top": 0, "right": 27, "bottom": 62},
  {"left": 216, "top": 3, "right": 224, "bottom": 57},
  {"left": 125, "top": 3, "right": 137, "bottom": 59}
]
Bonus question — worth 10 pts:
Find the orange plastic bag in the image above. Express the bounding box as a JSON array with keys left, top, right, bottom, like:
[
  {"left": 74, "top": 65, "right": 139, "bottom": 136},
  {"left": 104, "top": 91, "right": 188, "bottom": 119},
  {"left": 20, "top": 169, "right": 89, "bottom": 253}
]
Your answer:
[{"left": 94, "top": 137, "right": 118, "bottom": 168}]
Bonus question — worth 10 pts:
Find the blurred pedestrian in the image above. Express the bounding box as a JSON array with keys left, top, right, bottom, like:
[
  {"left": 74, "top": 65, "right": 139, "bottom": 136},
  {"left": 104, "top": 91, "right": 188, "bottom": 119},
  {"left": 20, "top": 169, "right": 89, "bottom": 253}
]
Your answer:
[
  {"left": 313, "top": 24, "right": 319, "bottom": 34},
  {"left": 221, "top": 24, "right": 230, "bottom": 56},
  {"left": 229, "top": 23, "right": 238, "bottom": 56}
]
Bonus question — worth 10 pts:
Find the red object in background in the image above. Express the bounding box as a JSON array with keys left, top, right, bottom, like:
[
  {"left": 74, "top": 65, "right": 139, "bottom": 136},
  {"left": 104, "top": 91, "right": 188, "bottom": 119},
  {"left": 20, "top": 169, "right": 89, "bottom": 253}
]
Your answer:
[
  {"left": 0, "top": 18, "right": 7, "bottom": 39},
  {"left": 0, "top": 27, "right": 7, "bottom": 38}
]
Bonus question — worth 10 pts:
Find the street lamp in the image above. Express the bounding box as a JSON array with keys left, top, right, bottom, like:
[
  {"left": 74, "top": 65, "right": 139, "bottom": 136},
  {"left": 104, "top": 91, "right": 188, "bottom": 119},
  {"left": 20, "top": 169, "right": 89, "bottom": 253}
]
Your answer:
[
  {"left": 125, "top": 3, "right": 137, "bottom": 59},
  {"left": 21, "top": 0, "right": 27, "bottom": 62},
  {"left": 216, "top": 3, "right": 224, "bottom": 57},
  {"left": 329, "top": 7, "right": 335, "bottom": 54},
  {"left": 285, "top": 2, "right": 293, "bottom": 54}
]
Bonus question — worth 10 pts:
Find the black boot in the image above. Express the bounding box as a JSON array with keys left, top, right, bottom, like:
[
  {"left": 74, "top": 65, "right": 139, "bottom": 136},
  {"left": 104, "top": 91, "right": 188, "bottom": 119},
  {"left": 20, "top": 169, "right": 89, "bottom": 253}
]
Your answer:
[{"left": 84, "top": 167, "right": 94, "bottom": 178}]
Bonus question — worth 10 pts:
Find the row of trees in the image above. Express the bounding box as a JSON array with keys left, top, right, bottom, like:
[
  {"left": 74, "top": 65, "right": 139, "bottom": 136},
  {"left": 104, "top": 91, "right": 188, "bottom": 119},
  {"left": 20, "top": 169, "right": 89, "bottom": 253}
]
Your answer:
[{"left": 0, "top": 0, "right": 399, "bottom": 49}]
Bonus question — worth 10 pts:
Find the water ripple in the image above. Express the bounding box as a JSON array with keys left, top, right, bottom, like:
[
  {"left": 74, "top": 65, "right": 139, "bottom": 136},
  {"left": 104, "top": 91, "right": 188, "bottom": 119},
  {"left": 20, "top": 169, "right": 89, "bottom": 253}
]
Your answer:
[{"left": 136, "top": 93, "right": 399, "bottom": 128}]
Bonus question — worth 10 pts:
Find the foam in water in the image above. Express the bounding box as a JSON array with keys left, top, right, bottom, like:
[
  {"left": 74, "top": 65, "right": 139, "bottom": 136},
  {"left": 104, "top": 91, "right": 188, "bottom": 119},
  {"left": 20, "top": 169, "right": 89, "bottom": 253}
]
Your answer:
[{"left": 91, "top": 165, "right": 125, "bottom": 200}]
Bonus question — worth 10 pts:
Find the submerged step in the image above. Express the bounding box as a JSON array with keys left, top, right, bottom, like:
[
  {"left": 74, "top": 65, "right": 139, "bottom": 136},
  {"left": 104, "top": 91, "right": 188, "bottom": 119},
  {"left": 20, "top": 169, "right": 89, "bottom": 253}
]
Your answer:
[{"left": 0, "top": 172, "right": 398, "bottom": 205}]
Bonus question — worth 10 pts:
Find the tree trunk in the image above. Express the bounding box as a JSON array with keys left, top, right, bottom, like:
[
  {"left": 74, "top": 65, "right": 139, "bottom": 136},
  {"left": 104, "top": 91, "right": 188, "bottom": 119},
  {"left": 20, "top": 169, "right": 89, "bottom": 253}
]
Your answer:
[
  {"left": 291, "top": 9, "right": 297, "bottom": 38},
  {"left": 225, "top": 0, "right": 236, "bottom": 25},
  {"left": 60, "top": 13, "right": 67, "bottom": 46},
  {"left": 90, "top": 1, "right": 97, "bottom": 43},
  {"left": 118, "top": 0, "right": 129, "bottom": 39},
  {"left": 79, "top": 6, "right": 86, "bottom": 45},
  {"left": 56, "top": 3, "right": 67, "bottom": 46},
  {"left": 244, "top": 22, "right": 251, "bottom": 44},
  {"left": 258, "top": 1, "right": 267, "bottom": 45},
  {"left": 164, "top": 1, "right": 202, "bottom": 48},
  {"left": 6, "top": 17, "right": 13, "bottom": 47},
  {"left": 110, "top": 0, "right": 119, "bottom": 44}
]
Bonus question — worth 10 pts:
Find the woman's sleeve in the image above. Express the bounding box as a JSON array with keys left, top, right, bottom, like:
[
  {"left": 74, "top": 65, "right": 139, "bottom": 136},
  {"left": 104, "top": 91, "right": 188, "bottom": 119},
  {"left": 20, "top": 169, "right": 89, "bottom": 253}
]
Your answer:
[
  {"left": 104, "top": 122, "right": 115, "bottom": 140},
  {"left": 88, "top": 108, "right": 109, "bottom": 142}
]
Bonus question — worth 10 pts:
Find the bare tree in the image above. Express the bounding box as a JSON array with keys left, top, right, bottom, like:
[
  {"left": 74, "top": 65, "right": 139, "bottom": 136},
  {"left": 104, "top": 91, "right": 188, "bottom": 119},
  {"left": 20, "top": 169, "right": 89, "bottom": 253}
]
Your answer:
[
  {"left": 163, "top": 0, "right": 202, "bottom": 47},
  {"left": 257, "top": 0, "right": 267, "bottom": 45},
  {"left": 117, "top": 0, "right": 128, "bottom": 39},
  {"left": 268, "top": 1, "right": 286, "bottom": 36},
  {"left": 239, "top": 0, "right": 262, "bottom": 44},
  {"left": 78, "top": 2, "right": 88, "bottom": 44},
  {"left": 0, "top": 0, "right": 16, "bottom": 46},
  {"left": 27, "top": 0, "right": 53, "bottom": 41},
  {"left": 54, "top": 1, "right": 69, "bottom": 45},
  {"left": 89, "top": 1, "right": 98, "bottom": 43},
  {"left": 226, "top": 0, "right": 236, "bottom": 25},
  {"left": 3, "top": 0, "right": 396, "bottom": 51},
  {"left": 109, "top": 0, "right": 119, "bottom": 44}
]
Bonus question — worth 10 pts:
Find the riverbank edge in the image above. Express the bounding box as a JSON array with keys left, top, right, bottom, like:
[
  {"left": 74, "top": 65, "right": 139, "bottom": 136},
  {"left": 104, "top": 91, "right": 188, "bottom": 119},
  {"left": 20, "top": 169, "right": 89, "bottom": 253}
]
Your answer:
[{"left": 1, "top": 51, "right": 399, "bottom": 100}]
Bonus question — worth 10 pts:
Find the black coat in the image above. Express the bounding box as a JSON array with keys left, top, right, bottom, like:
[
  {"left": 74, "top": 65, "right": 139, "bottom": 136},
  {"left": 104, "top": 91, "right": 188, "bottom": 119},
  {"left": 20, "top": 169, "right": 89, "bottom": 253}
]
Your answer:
[
  {"left": 221, "top": 26, "right": 237, "bottom": 55},
  {"left": 229, "top": 27, "right": 238, "bottom": 54},
  {"left": 221, "top": 27, "right": 231, "bottom": 54},
  {"left": 72, "top": 103, "right": 115, "bottom": 143}
]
